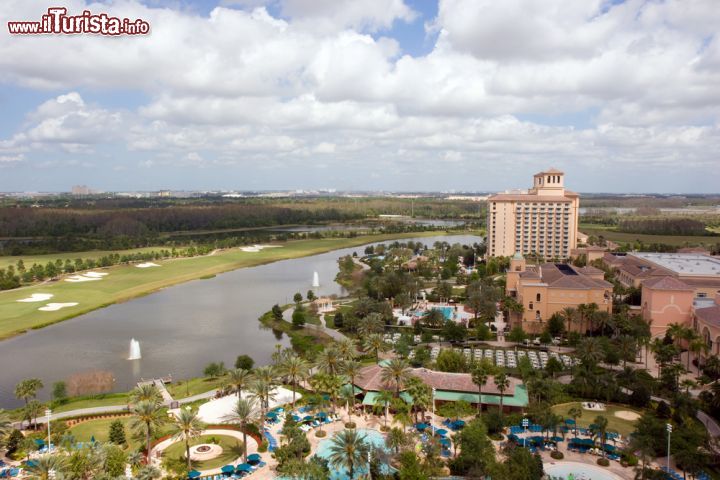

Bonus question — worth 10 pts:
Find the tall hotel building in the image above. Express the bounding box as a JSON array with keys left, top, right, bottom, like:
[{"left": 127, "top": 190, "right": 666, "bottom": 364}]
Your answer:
[{"left": 487, "top": 169, "right": 579, "bottom": 258}]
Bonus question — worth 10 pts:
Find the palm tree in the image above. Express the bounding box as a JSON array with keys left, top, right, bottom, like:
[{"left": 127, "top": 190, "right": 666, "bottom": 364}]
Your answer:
[
  {"left": 24, "top": 400, "right": 43, "bottom": 430},
  {"left": 172, "top": 408, "right": 205, "bottom": 470},
  {"left": 578, "top": 337, "right": 604, "bottom": 366},
  {"left": 131, "top": 384, "right": 162, "bottom": 405},
  {"left": 617, "top": 336, "right": 637, "bottom": 368},
  {"left": 14, "top": 378, "right": 43, "bottom": 407},
  {"left": 327, "top": 429, "right": 370, "bottom": 479},
  {"left": 25, "top": 454, "right": 67, "bottom": 480},
  {"left": 404, "top": 377, "right": 431, "bottom": 424},
  {"left": 226, "top": 368, "right": 252, "bottom": 399},
  {"left": 689, "top": 336, "right": 708, "bottom": 373},
  {"left": 363, "top": 334, "right": 388, "bottom": 364},
  {"left": 131, "top": 400, "right": 166, "bottom": 459},
  {"left": 680, "top": 378, "right": 696, "bottom": 395},
  {"left": 341, "top": 360, "right": 362, "bottom": 419},
  {"left": 471, "top": 360, "right": 493, "bottom": 416},
  {"left": 137, "top": 465, "right": 162, "bottom": 480},
  {"left": 385, "top": 427, "right": 407, "bottom": 454},
  {"left": 336, "top": 338, "right": 358, "bottom": 361},
  {"left": 248, "top": 378, "right": 275, "bottom": 422},
  {"left": 591, "top": 415, "right": 609, "bottom": 457},
  {"left": 316, "top": 346, "right": 343, "bottom": 375},
  {"left": 223, "top": 397, "right": 259, "bottom": 463},
  {"left": 568, "top": 406, "right": 582, "bottom": 437},
  {"left": 279, "top": 355, "right": 309, "bottom": 408},
  {"left": 376, "top": 390, "right": 394, "bottom": 429},
  {"left": 494, "top": 372, "right": 509, "bottom": 417},
  {"left": 381, "top": 358, "right": 411, "bottom": 397},
  {"left": 311, "top": 373, "right": 344, "bottom": 415},
  {"left": 561, "top": 307, "right": 577, "bottom": 335}
]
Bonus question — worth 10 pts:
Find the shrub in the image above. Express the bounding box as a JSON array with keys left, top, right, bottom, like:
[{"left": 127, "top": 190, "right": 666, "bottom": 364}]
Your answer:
[
  {"left": 315, "top": 430, "right": 327, "bottom": 438},
  {"left": 550, "top": 451, "right": 564, "bottom": 460},
  {"left": 108, "top": 419, "right": 127, "bottom": 445},
  {"left": 597, "top": 458, "right": 610, "bottom": 467},
  {"left": 257, "top": 440, "right": 269, "bottom": 453},
  {"left": 235, "top": 355, "right": 254, "bottom": 370}
]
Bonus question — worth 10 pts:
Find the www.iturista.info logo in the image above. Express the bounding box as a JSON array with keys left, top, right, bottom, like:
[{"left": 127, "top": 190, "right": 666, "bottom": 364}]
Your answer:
[{"left": 7, "top": 7, "right": 150, "bottom": 35}]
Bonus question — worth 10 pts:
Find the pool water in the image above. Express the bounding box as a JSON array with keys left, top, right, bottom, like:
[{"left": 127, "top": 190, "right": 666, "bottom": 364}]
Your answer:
[
  {"left": 315, "top": 429, "right": 393, "bottom": 480},
  {"left": 544, "top": 462, "right": 623, "bottom": 480},
  {"left": 433, "top": 306, "right": 454, "bottom": 320}
]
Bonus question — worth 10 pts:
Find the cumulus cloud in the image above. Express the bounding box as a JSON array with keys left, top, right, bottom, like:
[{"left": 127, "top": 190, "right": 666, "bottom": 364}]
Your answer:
[{"left": 0, "top": 0, "right": 719, "bottom": 191}]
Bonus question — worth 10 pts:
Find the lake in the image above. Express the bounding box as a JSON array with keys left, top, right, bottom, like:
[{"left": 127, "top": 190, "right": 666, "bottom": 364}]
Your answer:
[{"left": 0, "top": 234, "right": 479, "bottom": 408}]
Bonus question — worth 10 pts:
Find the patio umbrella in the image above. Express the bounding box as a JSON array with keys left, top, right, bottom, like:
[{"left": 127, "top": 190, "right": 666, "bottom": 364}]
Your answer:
[
  {"left": 435, "top": 428, "right": 448, "bottom": 436},
  {"left": 565, "top": 419, "right": 576, "bottom": 425},
  {"left": 439, "top": 438, "right": 451, "bottom": 446},
  {"left": 415, "top": 423, "right": 428, "bottom": 431},
  {"left": 551, "top": 436, "right": 564, "bottom": 443},
  {"left": 302, "top": 415, "right": 314, "bottom": 423},
  {"left": 453, "top": 419, "right": 466, "bottom": 428},
  {"left": 291, "top": 414, "right": 301, "bottom": 422},
  {"left": 265, "top": 412, "right": 277, "bottom": 419},
  {"left": 247, "top": 453, "right": 261, "bottom": 463},
  {"left": 316, "top": 412, "right": 328, "bottom": 419},
  {"left": 236, "top": 464, "right": 252, "bottom": 472},
  {"left": 188, "top": 470, "right": 201, "bottom": 479},
  {"left": 221, "top": 465, "right": 235, "bottom": 474}
]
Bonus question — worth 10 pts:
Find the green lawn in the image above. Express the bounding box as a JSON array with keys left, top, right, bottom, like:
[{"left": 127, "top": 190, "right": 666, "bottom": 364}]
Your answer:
[
  {"left": 580, "top": 224, "right": 720, "bottom": 247},
  {"left": 68, "top": 416, "right": 141, "bottom": 450},
  {"left": 551, "top": 402, "right": 642, "bottom": 437},
  {"left": 162, "top": 434, "right": 245, "bottom": 471},
  {"left": 166, "top": 377, "right": 226, "bottom": 399},
  {"left": 0, "top": 231, "right": 469, "bottom": 340},
  {"left": 0, "top": 247, "right": 178, "bottom": 270},
  {"left": 53, "top": 393, "right": 130, "bottom": 413}
]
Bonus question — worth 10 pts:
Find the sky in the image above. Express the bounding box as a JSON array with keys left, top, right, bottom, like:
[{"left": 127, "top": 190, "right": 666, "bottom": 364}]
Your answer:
[{"left": 0, "top": 0, "right": 719, "bottom": 193}]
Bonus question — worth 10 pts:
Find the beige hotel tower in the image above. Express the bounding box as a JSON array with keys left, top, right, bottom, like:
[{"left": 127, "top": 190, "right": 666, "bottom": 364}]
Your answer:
[{"left": 487, "top": 169, "right": 579, "bottom": 258}]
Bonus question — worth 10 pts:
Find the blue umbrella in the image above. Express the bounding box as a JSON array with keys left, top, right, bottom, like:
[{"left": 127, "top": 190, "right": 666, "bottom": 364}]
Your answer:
[
  {"left": 265, "top": 412, "right": 277, "bottom": 419},
  {"left": 302, "top": 415, "right": 314, "bottom": 423},
  {"left": 436, "top": 428, "right": 448, "bottom": 436},
  {"left": 236, "top": 463, "right": 252, "bottom": 472},
  {"left": 221, "top": 465, "right": 235, "bottom": 474},
  {"left": 439, "top": 438, "right": 451, "bottom": 446},
  {"left": 247, "top": 453, "right": 261, "bottom": 464},
  {"left": 188, "top": 470, "right": 201, "bottom": 479},
  {"left": 415, "top": 423, "right": 428, "bottom": 431},
  {"left": 565, "top": 419, "right": 576, "bottom": 425},
  {"left": 316, "top": 412, "right": 328, "bottom": 419},
  {"left": 291, "top": 414, "right": 301, "bottom": 422},
  {"left": 453, "top": 419, "right": 466, "bottom": 428}
]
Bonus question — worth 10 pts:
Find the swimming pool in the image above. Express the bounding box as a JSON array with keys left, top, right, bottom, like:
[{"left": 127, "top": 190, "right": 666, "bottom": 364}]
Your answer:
[
  {"left": 315, "top": 429, "right": 393, "bottom": 480},
  {"left": 544, "top": 461, "right": 624, "bottom": 480},
  {"left": 432, "top": 306, "right": 454, "bottom": 320}
]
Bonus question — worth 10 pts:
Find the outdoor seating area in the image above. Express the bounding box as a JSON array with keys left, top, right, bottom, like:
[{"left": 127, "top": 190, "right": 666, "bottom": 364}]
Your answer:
[
  {"left": 662, "top": 466, "right": 711, "bottom": 480},
  {"left": 415, "top": 419, "right": 460, "bottom": 458},
  {"left": 426, "top": 347, "right": 578, "bottom": 370},
  {"left": 0, "top": 460, "right": 21, "bottom": 479},
  {"left": 190, "top": 453, "right": 267, "bottom": 480}
]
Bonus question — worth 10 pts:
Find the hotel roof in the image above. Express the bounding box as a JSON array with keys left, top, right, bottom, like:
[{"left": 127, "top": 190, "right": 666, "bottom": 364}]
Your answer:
[
  {"left": 642, "top": 276, "right": 694, "bottom": 291},
  {"left": 523, "top": 263, "right": 612, "bottom": 290},
  {"left": 630, "top": 252, "right": 720, "bottom": 277},
  {"left": 353, "top": 364, "right": 520, "bottom": 396},
  {"left": 487, "top": 191, "right": 578, "bottom": 202},
  {"left": 695, "top": 304, "right": 720, "bottom": 328}
]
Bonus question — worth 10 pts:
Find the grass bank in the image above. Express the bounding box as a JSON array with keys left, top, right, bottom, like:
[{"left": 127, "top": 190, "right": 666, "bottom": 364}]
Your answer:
[{"left": 0, "top": 230, "right": 474, "bottom": 340}]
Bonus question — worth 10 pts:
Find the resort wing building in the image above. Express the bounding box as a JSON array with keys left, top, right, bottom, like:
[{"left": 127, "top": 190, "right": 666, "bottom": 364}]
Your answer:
[
  {"left": 487, "top": 169, "right": 580, "bottom": 259},
  {"left": 353, "top": 364, "right": 528, "bottom": 412},
  {"left": 506, "top": 254, "right": 613, "bottom": 334}
]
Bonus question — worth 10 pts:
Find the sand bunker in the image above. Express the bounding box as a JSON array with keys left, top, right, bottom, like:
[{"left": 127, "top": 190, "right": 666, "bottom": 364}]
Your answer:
[
  {"left": 39, "top": 302, "right": 78, "bottom": 312},
  {"left": 65, "top": 271, "right": 108, "bottom": 282},
  {"left": 240, "top": 244, "right": 282, "bottom": 253},
  {"left": 17, "top": 293, "right": 54, "bottom": 303},
  {"left": 614, "top": 410, "right": 640, "bottom": 421},
  {"left": 66, "top": 275, "right": 102, "bottom": 283},
  {"left": 83, "top": 271, "right": 108, "bottom": 278},
  {"left": 136, "top": 262, "right": 160, "bottom": 268}
]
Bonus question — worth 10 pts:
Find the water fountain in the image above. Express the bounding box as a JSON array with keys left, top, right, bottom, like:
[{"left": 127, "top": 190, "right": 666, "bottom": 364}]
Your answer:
[
  {"left": 128, "top": 338, "right": 141, "bottom": 360},
  {"left": 312, "top": 271, "right": 320, "bottom": 288}
]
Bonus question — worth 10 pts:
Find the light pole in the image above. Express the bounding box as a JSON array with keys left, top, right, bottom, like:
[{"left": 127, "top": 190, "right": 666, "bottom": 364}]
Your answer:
[
  {"left": 522, "top": 418, "right": 529, "bottom": 449},
  {"left": 431, "top": 388, "right": 436, "bottom": 437},
  {"left": 666, "top": 423, "right": 673, "bottom": 471},
  {"left": 45, "top": 408, "right": 52, "bottom": 453}
]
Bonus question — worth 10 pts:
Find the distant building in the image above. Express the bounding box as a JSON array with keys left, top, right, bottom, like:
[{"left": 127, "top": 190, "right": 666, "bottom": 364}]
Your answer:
[
  {"left": 570, "top": 245, "right": 608, "bottom": 263},
  {"left": 71, "top": 185, "right": 91, "bottom": 195},
  {"left": 604, "top": 252, "right": 720, "bottom": 298},
  {"left": 505, "top": 254, "right": 612, "bottom": 334},
  {"left": 487, "top": 169, "right": 580, "bottom": 259},
  {"left": 157, "top": 190, "right": 171, "bottom": 197}
]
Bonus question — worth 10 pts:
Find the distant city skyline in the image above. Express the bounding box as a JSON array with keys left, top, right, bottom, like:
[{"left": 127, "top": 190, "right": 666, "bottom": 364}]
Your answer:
[{"left": 1, "top": 0, "right": 719, "bottom": 193}]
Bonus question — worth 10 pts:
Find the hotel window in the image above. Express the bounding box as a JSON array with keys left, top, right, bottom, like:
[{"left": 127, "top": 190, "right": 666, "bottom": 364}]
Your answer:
[
  {"left": 529, "top": 302, "right": 534, "bottom": 310},
  {"left": 536, "top": 293, "right": 541, "bottom": 302}
]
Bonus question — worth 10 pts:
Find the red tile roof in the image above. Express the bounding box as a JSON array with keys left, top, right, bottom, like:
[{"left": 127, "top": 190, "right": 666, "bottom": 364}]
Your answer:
[
  {"left": 642, "top": 276, "right": 694, "bottom": 291},
  {"left": 695, "top": 305, "right": 720, "bottom": 328}
]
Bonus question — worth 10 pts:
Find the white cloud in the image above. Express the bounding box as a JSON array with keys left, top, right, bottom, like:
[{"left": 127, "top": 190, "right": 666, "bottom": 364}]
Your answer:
[{"left": 0, "top": 0, "right": 719, "bottom": 191}]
